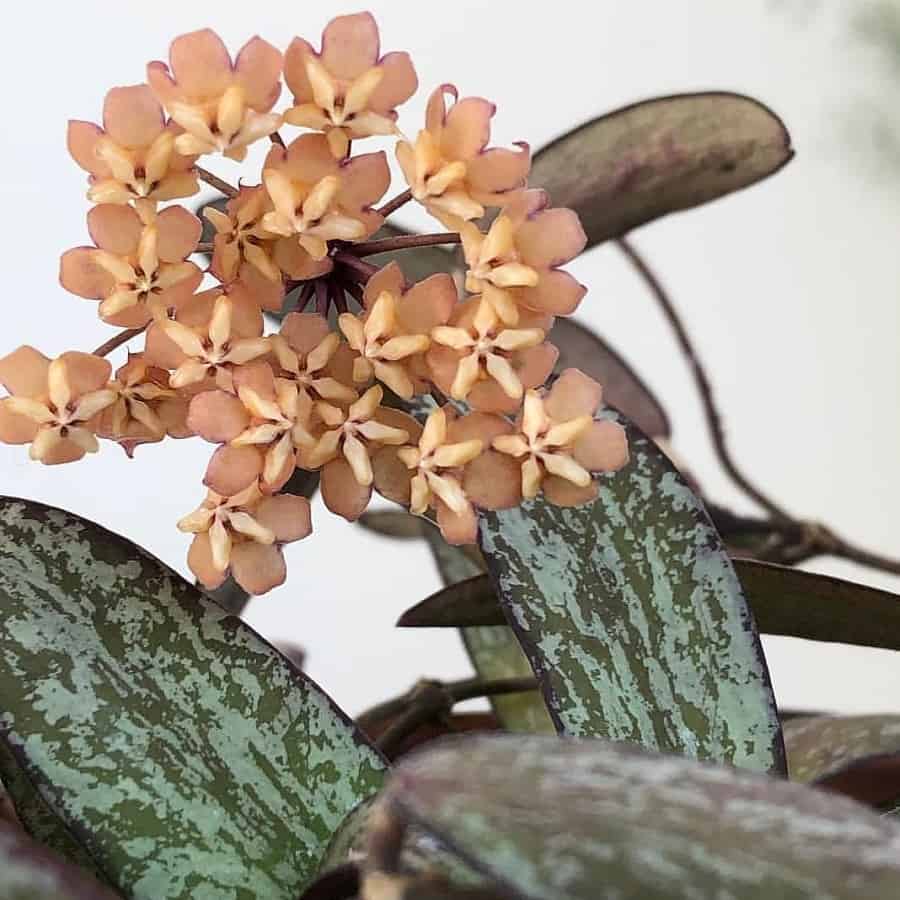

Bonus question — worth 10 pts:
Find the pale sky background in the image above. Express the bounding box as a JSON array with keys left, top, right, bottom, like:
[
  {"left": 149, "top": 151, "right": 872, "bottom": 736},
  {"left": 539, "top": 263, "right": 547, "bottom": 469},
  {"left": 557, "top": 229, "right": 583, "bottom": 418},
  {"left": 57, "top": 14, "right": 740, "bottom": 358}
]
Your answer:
[{"left": 1, "top": 0, "right": 899, "bottom": 718}]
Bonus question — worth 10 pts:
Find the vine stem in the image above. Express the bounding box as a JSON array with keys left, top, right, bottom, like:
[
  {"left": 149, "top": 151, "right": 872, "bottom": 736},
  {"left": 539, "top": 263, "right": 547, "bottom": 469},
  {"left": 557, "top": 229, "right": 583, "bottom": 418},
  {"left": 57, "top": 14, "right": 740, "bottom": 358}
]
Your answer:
[
  {"left": 195, "top": 242, "right": 214, "bottom": 254},
  {"left": 376, "top": 188, "right": 413, "bottom": 218},
  {"left": 195, "top": 166, "right": 238, "bottom": 198},
  {"left": 362, "top": 676, "right": 537, "bottom": 759},
  {"left": 348, "top": 232, "right": 461, "bottom": 257},
  {"left": 332, "top": 250, "right": 380, "bottom": 281},
  {"left": 615, "top": 235, "right": 792, "bottom": 522},
  {"left": 91, "top": 325, "right": 148, "bottom": 358}
]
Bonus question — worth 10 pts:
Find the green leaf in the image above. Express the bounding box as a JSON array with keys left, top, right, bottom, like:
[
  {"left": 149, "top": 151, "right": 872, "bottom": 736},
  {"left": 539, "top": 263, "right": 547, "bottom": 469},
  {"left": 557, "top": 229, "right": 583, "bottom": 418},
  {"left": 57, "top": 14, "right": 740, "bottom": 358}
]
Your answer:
[
  {"left": 785, "top": 715, "right": 900, "bottom": 807},
  {"left": 531, "top": 92, "right": 793, "bottom": 248},
  {"left": 397, "top": 560, "right": 900, "bottom": 651},
  {"left": 0, "top": 819, "right": 120, "bottom": 900},
  {"left": 0, "top": 497, "right": 386, "bottom": 900},
  {"left": 419, "top": 527, "right": 554, "bottom": 735},
  {"left": 478, "top": 413, "right": 784, "bottom": 772},
  {"left": 0, "top": 740, "right": 105, "bottom": 882},
  {"left": 375, "top": 734, "right": 900, "bottom": 900},
  {"left": 548, "top": 317, "right": 670, "bottom": 438}
]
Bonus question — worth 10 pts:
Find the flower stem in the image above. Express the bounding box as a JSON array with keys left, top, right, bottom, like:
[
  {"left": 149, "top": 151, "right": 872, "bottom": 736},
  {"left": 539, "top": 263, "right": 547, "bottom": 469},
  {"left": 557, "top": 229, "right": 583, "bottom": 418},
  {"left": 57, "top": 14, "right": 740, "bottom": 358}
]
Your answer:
[
  {"left": 195, "top": 166, "right": 238, "bottom": 198},
  {"left": 195, "top": 242, "right": 214, "bottom": 254},
  {"left": 92, "top": 325, "right": 148, "bottom": 358},
  {"left": 348, "top": 232, "right": 461, "bottom": 257},
  {"left": 333, "top": 249, "right": 380, "bottom": 281},
  {"left": 377, "top": 188, "right": 413, "bottom": 218}
]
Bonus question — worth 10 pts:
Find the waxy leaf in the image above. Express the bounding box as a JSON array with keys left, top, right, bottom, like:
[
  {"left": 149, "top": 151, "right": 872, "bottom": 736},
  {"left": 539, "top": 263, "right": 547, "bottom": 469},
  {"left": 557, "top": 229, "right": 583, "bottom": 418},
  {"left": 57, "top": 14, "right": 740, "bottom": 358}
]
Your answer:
[
  {"left": 374, "top": 735, "right": 900, "bottom": 900},
  {"left": 0, "top": 819, "right": 120, "bottom": 900},
  {"left": 0, "top": 739, "right": 104, "bottom": 881},
  {"left": 0, "top": 497, "right": 386, "bottom": 900},
  {"left": 420, "top": 527, "right": 553, "bottom": 735},
  {"left": 397, "top": 560, "right": 900, "bottom": 652},
  {"left": 478, "top": 413, "right": 784, "bottom": 772},
  {"left": 785, "top": 715, "right": 900, "bottom": 808},
  {"left": 531, "top": 92, "right": 793, "bottom": 247},
  {"left": 548, "top": 317, "right": 670, "bottom": 438},
  {"left": 358, "top": 510, "right": 429, "bottom": 540}
]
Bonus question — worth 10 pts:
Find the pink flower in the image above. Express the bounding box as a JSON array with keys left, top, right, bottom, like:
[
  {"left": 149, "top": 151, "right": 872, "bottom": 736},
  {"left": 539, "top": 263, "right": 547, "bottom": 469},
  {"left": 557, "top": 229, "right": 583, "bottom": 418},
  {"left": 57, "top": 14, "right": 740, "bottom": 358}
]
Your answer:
[
  {"left": 284, "top": 12, "right": 417, "bottom": 158},
  {"left": 397, "top": 84, "right": 530, "bottom": 226},
  {"left": 67, "top": 84, "right": 199, "bottom": 204},
  {"left": 0, "top": 347, "right": 115, "bottom": 465},
  {"left": 147, "top": 30, "right": 283, "bottom": 161},
  {"left": 60, "top": 204, "right": 202, "bottom": 327},
  {"left": 459, "top": 189, "right": 587, "bottom": 326}
]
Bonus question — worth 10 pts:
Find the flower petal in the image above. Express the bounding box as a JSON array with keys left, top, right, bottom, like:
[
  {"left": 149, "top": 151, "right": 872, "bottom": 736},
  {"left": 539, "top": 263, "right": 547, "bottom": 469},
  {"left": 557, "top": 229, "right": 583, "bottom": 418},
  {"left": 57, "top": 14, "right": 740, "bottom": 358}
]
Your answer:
[
  {"left": 542, "top": 475, "right": 599, "bottom": 508},
  {"left": 168, "top": 29, "right": 233, "bottom": 100},
  {"left": 256, "top": 493, "right": 313, "bottom": 542},
  {"left": 516, "top": 270, "right": 586, "bottom": 317},
  {"left": 435, "top": 499, "right": 479, "bottom": 545},
  {"left": 188, "top": 533, "right": 227, "bottom": 589},
  {"left": 188, "top": 390, "right": 249, "bottom": 443},
  {"left": 467, "top": 143, "right": 531, "bottom": 195},
  {"left": 156, "top": 206, "right": 202, "bottom": 261},
  {"left": 103, "top": 85, "right": 165, "bottom": 148},
  {"left": 321, "top": 12, "right": 380, "bottom": 80},
  {"left": 59, "top": 248, "right": 115, "bottom": 300},
  {"left": 545, "top": 368, "right": 603, "bottom": 421},
  {"left": 283, "top": 37, "right": 315, "bottom": 103},
  {"left": 0, "top": 401, "right": 40, "bottom": 444},
  {"left": 463, "top": 449, "right": 522, "bottom": 510},
  {"left": 57, "top": 352, "right": 111, "bottom": 397},
  {"left": 371, "top": 446, "right": 413, "bottom": 504},
  {"left": 442, "top": 97, "right": 494, "bottom": 161},
  {"left": 204, "top": 444, "right": 263, "bottom": 496},
  {"left": 231, "top": 542, "right": 287, "bottom": 595},
  {"left": 67, "top": 120, "right": 108, "bottom": 177},
  {"left": 399, "top": 274, "right": 457, "bottom": 334},
  {"left": 516, "top": 208, "right": 587, "bottom": 268},
  {"left": 321, "top": 457, "right": 372, "bottom": 521},
  {"left": 234, "top": 36, "right": 282, "bottom": 111},
  {"left": 574, "top": 420, "right": 629, "bottom": 473},
  {"left": 87, "top": 204, "right": 142, "bottom": 255},
  {"left": 0, "top": 346, "right": 50, "bottom": 398},
  {"left": 368, "top": 51, "right": 417, "bottom": 113}
]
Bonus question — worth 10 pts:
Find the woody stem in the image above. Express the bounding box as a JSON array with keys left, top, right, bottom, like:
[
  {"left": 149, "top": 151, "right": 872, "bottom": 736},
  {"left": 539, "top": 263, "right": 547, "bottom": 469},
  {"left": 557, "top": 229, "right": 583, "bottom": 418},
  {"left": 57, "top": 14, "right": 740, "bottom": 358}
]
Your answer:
[
  {"left": 376, "top": 189, "right": 413, "bottom": 218},
  {"left": 347, "top": 232, "right": 462, "bottom": 257},
  {"left": 91, "top": 325, "right": 148, "bottom": 358},
  {"left": 194, "top": 166, "right": 238, "bottom": 198}
]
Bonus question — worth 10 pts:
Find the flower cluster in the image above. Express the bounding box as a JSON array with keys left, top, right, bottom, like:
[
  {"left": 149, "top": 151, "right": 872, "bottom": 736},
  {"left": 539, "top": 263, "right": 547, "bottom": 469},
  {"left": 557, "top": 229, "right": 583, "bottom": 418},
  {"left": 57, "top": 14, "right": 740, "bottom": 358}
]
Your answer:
[{"left": 0, "top": 13, "right": 629, "bottom": 595}]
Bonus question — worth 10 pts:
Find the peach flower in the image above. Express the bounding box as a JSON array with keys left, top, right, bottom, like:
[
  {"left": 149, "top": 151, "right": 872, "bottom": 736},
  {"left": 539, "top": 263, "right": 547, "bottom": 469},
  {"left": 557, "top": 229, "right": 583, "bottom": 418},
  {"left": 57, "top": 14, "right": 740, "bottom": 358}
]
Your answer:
[
  {"left": 262, "top": 134, "right": 389, "bottom": 277},
  {"left": 492, "top": 369, "right": 629, "bottom": 506},
  {"left": 60, "top": 203, "right": 202, "bottom": 327},
  {"left": 284, "top": 12, "right": 417, "bottom": 158},
  {"left": 205, "top": 186, "right": 281, "bottom": 283},
  {"left": 147, "top": 30, "right": 283, "bottom": 161},
  {"left": 180, "top": 483, "right": 312, "bottom": 595},
  {"left": 0, "top": 347, "right": 115, "bottom": 465},
  {"left": 67, "top": 84, "right": 199, "bottom": 204},
  {"left": 397, "top": 84, "right": 530, "bottom": 226},
  {"left": 460, "top": 189, "right": 587, "bottom": 325}
]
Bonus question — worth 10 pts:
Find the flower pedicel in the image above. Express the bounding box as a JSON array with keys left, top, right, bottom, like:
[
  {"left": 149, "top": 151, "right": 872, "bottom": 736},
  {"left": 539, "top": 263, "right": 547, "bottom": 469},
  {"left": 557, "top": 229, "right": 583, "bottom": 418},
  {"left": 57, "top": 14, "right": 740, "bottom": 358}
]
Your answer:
[{"left": 0, "top": 11, "right": 629, "bottom": 596}]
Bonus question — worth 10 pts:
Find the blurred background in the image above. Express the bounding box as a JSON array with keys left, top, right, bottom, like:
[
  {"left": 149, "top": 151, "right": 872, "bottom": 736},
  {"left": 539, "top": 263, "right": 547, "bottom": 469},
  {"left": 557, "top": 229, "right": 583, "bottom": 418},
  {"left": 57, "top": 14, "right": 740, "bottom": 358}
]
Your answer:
[{"left": 1, "top": 0, "right": 898, "bottom": 716}]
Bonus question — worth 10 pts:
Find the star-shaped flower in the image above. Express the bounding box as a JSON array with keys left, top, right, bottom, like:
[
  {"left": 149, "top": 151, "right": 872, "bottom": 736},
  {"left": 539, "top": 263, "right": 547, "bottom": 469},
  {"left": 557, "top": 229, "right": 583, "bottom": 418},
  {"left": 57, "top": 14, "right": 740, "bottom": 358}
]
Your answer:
[
  {"left": 180, "top": 483, "right": 312, "bottom": 595},
  {"left": 459, "top": 189, "right": 587, "bottom": 326},
  {"left": 67, "top": 84, "right": 199, "bottom": 205},
  {"left": 284, "top": 12, "right": 417, "bottom": 158},
  {"left": 205, "top": 186, "right": 281, "bottom": 283},
  {"left": 147, "top": 30, "right": 283, "bottom": 161},
  {"left": 261, "top": 134, "right": 388, "bottom": 273},
  {"left": 428, "top": 297, "right": 557, "bottom": 412},
  {"left": 492, "top": 369, "right": 629, "bottom": 506},
  {"left": 60, "top": 203, "right": 202, "bottom": 327},
  {"left": 0, "top": 347, "right": 115, "bottom": 465},
  {"left": 396, "top": 84, "right": 530, "bottom": 227}
]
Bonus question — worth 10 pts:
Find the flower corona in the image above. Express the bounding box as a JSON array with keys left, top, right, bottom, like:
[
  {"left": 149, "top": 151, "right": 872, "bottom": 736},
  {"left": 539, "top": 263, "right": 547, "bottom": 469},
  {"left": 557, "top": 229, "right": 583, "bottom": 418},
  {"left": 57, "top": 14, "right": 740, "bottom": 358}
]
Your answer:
[{"left": 0, "top": 11, "right": 630, "bottom": 595}]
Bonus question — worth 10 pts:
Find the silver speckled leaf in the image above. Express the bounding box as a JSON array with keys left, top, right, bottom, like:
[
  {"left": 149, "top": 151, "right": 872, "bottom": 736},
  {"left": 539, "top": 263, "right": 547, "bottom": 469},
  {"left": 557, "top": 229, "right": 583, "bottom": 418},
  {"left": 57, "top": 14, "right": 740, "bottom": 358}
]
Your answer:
[
  {"left": 420, "top": 527, "right": 553, "bottom": 735},
  {"left": 531, "top": 92, "right": 793, "bottom": 248},
  {"left": 377, "top": 735, "right": 900, "bottom": 900},
  {"left": 0, "top": 497, "right": 386, "bottom": 900},
  {"left": 0, "top": 818, "right": 120, "bottom": 900},
  {"left": 478, "top": 413, "right": 784, "bottom": 773}
]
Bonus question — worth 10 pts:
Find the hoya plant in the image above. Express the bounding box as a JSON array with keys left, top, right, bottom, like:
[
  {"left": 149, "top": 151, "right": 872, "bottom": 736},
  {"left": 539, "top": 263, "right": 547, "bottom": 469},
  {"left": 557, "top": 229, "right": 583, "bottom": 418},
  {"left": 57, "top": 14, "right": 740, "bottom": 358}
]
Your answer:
[{"left": 1, "top": 11, "right": 900, "bottom": 900}]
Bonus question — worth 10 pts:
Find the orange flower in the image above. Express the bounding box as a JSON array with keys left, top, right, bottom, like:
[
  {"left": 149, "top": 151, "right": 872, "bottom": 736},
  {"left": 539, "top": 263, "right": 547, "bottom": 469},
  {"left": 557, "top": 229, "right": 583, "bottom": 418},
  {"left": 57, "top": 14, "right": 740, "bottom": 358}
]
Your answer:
[
  {"left": 60, "top": 204, "right": 202, "bottom": 327},
  {"left": 97, "top": 353, "right": 189, "bottom": 455},
  {"left": 150, "top": 292, "right": 270, "bottom": 392},
  {"left": 147, "top": 30, "right": 283, "bottom": 161},
  {"left": 180, "top": 484, "right": 312, "bottom": 595},
  {"left": 396, "top": 84, "right": 530, "bottom": 226},
  {"left": 300, "top": 385, "right": 409, "bottom": 520},
  {"left": 270, "top": 312, "right": 358, "bottom": 407},
  {"left": 284, "top": 12, "right": 417, "bottom": 158},
  {"left": 428, "top": 297, "right": 557, "bottom": 413},
  {"left": 396, "top": 407, "right": 484, "bottom": 545},
  {"left": 67, "top": 84, "right": 199, "bottom": 204},
  {"left": 492, "top": 369, "right": 629, "bottom": 506},
  {"left": 0, "top": 347, "right": 115, "bottom": 465},
  {"left": 205, "top": 186, "right": 281, "bottom": 283},
  {"left": 262, "top": 134, "right": 389, "bottom": 276},
  {"left": 459, "top": 189, "right": 587, "bottom": 325}
]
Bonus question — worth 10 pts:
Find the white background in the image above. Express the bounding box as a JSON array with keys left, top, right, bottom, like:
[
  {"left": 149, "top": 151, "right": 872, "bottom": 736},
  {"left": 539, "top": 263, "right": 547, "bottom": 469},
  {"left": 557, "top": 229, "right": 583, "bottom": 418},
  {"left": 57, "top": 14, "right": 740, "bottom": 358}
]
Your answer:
[{"left": 1, "top": 0, "right": 898, "bottom": 717}]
